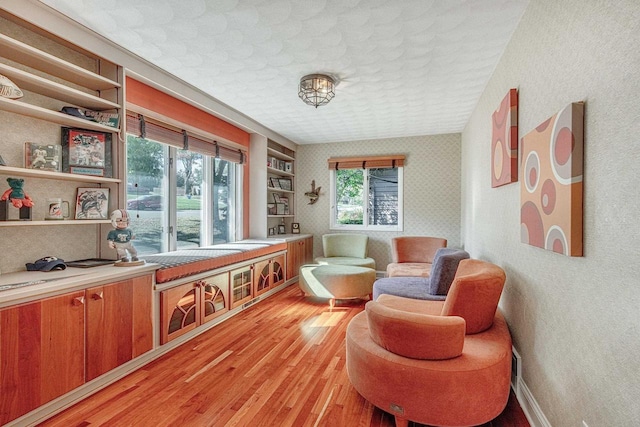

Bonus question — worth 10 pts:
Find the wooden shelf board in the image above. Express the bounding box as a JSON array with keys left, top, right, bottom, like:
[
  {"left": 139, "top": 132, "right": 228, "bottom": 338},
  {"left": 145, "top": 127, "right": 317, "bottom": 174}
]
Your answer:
[
  {"left": 0, "top": 166, "right": 121, "bottom": 183},
  {"left": 267, "top": 166, "right": 294, "bottom": 177},
  {"left": 0, "top": 220, "right": 110, "bottom": 227},
  {"left": 267, "top": 147, "right": 295, "bottom": 162},
  {"left": 0, "top": 97, "right": 119, "bottom": 133},
  {"left": 0, "top": 34, "right": 120, "bottom": 91},
  {"left": 0, "top": 63, "right": 120, "bottom": 111},
  {"left": 267, "top": 188, "right": 294, "bottom": 194},
  {"left": 267, "top": 215, "right": 295, "bottom": 218}
]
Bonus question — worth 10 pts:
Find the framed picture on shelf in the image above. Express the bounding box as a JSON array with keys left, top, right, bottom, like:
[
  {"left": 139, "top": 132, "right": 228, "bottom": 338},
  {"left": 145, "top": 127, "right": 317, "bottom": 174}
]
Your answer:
[
  {"left": 292, "top": 222, "right": 300, "bottom": 234},
  {"left": 273, "top": 193, "right": 281, "bottom": 203},
  {"left": 270, "top": 177, "right": 281, "bottom": 189},
  {"left": 268, "top": 227, "right": 275, "bottom": 236},
  {"left": 75, "top": 187, "right": 109, "bottom": 219},
  {"left": 275, "top": 203, "right": 286, "bottom": 215},
  {"left": 284, "top": 162, "right": 293, "bottom": 173},
  {"left": 267, "top": 203, "right": 276, "bottom": 215},
  {"left": 278, "top": 178, "right": 292, "bottom": 191},
  {"left": 24, "top": 142, "right": 62, "bottom": 172},
  {"left": 62, "top": 127, "right": 112, "bottom": 177},
  {"left": 278, "top": 224, "right": 286, "bottom": 234}
]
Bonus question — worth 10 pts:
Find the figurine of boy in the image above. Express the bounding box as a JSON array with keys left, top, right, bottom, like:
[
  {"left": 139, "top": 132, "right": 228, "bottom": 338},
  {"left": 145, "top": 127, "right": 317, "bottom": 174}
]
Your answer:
[{"left": 107, "top": 209, "right": 139, "bottom": 262}]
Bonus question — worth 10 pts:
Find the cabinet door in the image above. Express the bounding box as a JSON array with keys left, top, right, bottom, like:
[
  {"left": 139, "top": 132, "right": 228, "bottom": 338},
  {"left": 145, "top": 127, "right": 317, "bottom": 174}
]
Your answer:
[
  {"left": 286, "top": 241, "right": 297, "bottom": 279},
  {"left": 200, "top": 272, "right": 229, "bottom": 324},
  {"left": 271, "top": 254, "right": 286, "bottom": 288},
  {"left": 86, "top": 275, "right": 153, "bottom": 381},
  {"left": 0, "top": 291, "right": 85, "bottom": 425},
  {"left": 304, "top": 236, "right": 314, "bottom": 264},
  {"left": 230, "top": 265, "right": 253, "bottom": 308},
  {"left": 161, "top": 281, "right": 201, "bottom": 344},
  {"left": 254, "top": 259, "right": 271, "bottom": 296}
]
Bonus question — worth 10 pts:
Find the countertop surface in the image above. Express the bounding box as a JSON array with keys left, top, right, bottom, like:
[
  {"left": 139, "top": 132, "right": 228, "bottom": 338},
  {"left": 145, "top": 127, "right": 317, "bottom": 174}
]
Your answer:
[{"left": 0, "top": 262, "right": 159, "bottom": 308}]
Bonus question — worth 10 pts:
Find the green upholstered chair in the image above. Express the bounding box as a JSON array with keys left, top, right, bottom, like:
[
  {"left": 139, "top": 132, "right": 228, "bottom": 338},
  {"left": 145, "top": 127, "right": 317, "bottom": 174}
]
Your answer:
[{"left": 315, "top": 233, "right": 376, "bottom": 270}]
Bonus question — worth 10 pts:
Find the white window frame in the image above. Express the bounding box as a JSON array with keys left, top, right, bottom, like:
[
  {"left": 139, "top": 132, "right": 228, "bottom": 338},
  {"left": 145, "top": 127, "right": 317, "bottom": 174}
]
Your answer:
[{"left": 329, "top": 167, "right": 404, "bottom": 231}]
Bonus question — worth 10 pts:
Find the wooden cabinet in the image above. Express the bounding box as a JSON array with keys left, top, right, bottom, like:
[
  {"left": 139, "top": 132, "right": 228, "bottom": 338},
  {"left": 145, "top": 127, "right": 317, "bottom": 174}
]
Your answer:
[
  {"left": 286, "top": 236, "right": 314, "bottom": 280},
  {"left": 86, "top": 275, "right": 153, "bottom": 381},
  {"left": 254, "top": 254, "right": 285, "bottom": 297},
  {"left": 0, "top": 274, "right": 152, "bottom": 424},
  {"left": 0, "top": 291, "right": 85, "bottom": 425},
  {"left": 160, "top": 272, "right": 229, "bottom": 344}
]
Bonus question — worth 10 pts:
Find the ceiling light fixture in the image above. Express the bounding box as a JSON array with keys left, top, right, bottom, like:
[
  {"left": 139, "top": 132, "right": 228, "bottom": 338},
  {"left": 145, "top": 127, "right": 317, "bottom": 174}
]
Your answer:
[{"left": 298, "top": 74, "right": 336, "bottom": 108}]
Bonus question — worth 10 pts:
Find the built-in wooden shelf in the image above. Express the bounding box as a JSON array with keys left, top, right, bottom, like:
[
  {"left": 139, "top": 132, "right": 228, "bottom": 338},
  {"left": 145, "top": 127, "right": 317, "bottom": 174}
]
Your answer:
[
  {"left": 267, "top": 147, "right": 295, "bottom": 162},
  {"left": 0, "top": 33, "right": 120, "bottom": 91},
  {"left": 267, "top": 188, "right": 294, "bottom": 194},
  {"left": 0, "top": 166, "right": 121, "bottom": 183},
  {"left": 0, "top": 97, "right": 118, "bottom": 132},
  {"left": 267, "top": 166, "right": 294, "bottom": 177},
  {"left": 0, "top": 63, "right": 120, "bottom": 111},
  {"left": 0, "top": 220, "right": 110, "bottom": 227}
]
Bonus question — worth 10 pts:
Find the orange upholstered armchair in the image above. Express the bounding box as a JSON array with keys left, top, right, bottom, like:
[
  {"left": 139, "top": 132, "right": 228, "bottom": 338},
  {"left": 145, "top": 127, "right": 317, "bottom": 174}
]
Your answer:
[
  {"left": 386, "top": 236, "right": 447, "bottom": 277},
  {"left": 346, "top": 259, "right": 511, "bottom": 427}
]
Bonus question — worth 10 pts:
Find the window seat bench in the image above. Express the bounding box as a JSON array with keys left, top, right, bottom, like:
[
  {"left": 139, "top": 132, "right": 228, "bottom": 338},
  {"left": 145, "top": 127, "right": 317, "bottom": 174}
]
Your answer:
[{"left": 143, "top": 239, "right": 288, "bottom": 284}]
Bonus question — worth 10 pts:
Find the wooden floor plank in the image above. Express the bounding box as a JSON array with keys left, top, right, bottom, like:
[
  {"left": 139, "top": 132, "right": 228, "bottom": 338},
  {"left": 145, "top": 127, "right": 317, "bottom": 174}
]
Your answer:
[{"left": 39, "top": 285, "right": 529, "bottom": 427}]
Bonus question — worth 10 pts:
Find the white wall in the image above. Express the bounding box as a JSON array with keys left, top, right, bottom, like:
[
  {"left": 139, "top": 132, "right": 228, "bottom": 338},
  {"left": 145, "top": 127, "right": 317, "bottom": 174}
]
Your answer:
[
  {"left": 461, "top": 1, "right": 640, "bottom": 425},
  {"left": 297, "top": 134, "right": 461, "bottom": 269}
]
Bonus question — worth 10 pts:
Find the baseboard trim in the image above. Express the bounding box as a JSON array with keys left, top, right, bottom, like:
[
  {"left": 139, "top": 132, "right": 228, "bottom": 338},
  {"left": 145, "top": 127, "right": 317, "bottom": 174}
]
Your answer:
[{"left": 516, "top": 379, "right": 552, "bottom": 427}]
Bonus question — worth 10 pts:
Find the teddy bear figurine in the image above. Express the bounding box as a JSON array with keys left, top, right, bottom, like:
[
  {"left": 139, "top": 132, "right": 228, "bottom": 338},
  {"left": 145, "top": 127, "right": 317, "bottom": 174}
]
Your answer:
[{"left": 1, "top": 178, "right": 34, "bottom": 208}]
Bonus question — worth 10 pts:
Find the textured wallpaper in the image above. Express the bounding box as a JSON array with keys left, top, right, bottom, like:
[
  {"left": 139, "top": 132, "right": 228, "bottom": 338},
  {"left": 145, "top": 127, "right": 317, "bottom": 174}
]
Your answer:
[
  {"left": 296, "top": 134, "right": 461, "bottom": 272},
  {"left": 461, "top": 1, "right": 640, "bottom": 425}
]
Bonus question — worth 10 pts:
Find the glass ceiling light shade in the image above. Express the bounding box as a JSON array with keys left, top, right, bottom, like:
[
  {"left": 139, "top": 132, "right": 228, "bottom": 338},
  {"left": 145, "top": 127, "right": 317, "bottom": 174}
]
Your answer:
[{"left": 298, "top": 74, "right": 336, "bottom": 108}]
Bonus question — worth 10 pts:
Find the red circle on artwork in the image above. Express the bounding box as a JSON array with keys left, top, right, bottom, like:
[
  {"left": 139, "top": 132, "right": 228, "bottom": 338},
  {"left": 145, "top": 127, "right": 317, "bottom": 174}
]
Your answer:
[
  {"left": 555, "top": 127, "right": 574, "bottom": 166},
  {"left": 553, "top": 238, "right": 565, "bottom": 254},
  {"left": 529, "top": 168, "right": 537, "bottom": 187},
  {"left": 521, "top": 201, "right": 544, "bottom": 248},
  {"left": 541, "top": 179, "right": 556, "bottom": 215}
]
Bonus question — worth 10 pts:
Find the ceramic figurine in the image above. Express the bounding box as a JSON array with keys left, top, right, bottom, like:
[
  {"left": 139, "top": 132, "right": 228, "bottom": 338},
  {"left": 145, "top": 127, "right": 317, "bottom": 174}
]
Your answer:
[{"left": 107, "top": 209, "right": 142, "bottom": 265}]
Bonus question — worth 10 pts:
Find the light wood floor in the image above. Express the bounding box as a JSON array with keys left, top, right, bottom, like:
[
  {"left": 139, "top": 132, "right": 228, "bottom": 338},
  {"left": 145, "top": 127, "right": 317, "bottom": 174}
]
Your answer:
[{"left": 40, "top": 285, "right": 530, "bottom": 427}]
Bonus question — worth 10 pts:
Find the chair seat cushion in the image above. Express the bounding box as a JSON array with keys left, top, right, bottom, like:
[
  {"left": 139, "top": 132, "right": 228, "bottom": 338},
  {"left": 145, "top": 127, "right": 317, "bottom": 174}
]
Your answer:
[
  {"left": 373, "top": 276, "right": 447, "bottom": 301},
  {"left": 315, "top": 256, "right": 376, "bottom": 269},
  {"left": 386, "top": 262, "right": 432, "bottom": 278},
  {"left": 299, "top": 264, "right": 376, "bottom": 299}
]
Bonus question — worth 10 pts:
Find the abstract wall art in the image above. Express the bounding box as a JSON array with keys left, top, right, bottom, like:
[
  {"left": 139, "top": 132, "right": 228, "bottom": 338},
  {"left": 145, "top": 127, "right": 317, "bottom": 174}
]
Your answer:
[
  {"left": 491, "top": 88, "right": 518, "bottom": 187},
  {"left": 520, "top": 102, "right": 584, "bottom": 256}
]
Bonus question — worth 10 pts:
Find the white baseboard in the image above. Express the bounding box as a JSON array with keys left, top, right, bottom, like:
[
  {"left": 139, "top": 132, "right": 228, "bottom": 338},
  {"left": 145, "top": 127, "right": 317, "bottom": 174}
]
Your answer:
[{"left": 516, "top": 378, "right": 552, "bottom": 427}]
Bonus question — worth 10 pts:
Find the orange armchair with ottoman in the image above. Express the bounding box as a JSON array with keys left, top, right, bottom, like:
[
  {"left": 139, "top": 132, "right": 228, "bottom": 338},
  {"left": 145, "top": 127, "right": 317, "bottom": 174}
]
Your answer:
[
  {"left": 346, "top": 259, "right": 511, "bottom": 427},
  {"left": 386, "top": 236, "right": 447, "bottom": 277}
]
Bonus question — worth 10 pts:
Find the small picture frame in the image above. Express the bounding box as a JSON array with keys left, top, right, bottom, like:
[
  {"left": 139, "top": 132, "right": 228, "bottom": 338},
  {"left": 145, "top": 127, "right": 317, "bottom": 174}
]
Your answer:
[
  {"left": 24, "top": 142, "right": 62, "bottom": 172},
  {"left": 278, "top": 224, "right": 286, "bottom": 234},
  {"left": 284, "top": 162, "right": 293, "bottom": 173},
  {"left": 273, "top": 193, "right": 281, "bottom": 203},
  {"left": 275, "top": 203, "right": 286, "bottom": 215},
  {"left": 292, "top": 222, "right": 300, "bottom": 234},
  {"left": 278, "top": 178, "right": 292, "bottom": 191},
  {"left": 62, "top": 127, "right": 112, "bottom": 177},
  {"left": 268, "top": 227, "right": 275, "bottom": 236},
  {"left": 270, "top": 177, "right": 281, "bottom": 189},
  {"left": 75, "top": 187, "right": 109, "bottom": 219},
  {"left": 267, "top": 203, "right": 276, "bottom": 215}
]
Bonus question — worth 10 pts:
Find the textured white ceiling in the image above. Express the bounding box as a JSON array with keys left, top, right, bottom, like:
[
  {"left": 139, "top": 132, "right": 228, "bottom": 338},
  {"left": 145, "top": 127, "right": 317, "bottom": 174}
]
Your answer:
[{"left": 40, "top": 0, "right": 529, "bottom": 144}]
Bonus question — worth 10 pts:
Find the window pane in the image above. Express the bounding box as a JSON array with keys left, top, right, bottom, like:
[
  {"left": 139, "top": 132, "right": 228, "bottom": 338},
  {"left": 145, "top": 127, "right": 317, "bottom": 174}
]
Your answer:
[
  {"left": 176, "top": 150, "right": 203, "bottom": 249},
  {"left": 368, "top": 167, "right": 398, "bottom": 226},
  {"left": 213, "top": 158, "right": 234, "bottom": 244},
  {"left": 126, "top": 135, "right": 167, "bottom": 255},
  {"left": 335, "top": 169, "right": 364, "bottom": 225}
]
